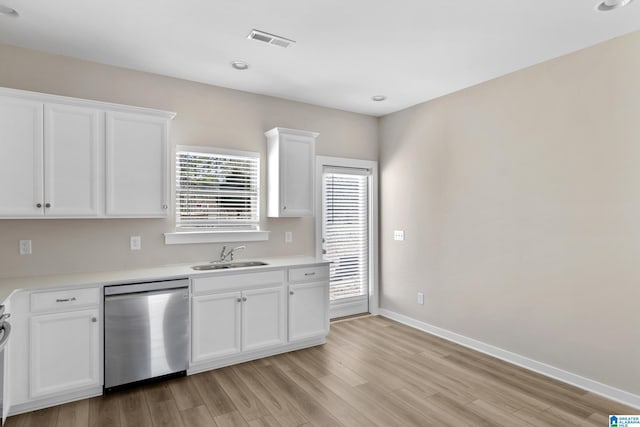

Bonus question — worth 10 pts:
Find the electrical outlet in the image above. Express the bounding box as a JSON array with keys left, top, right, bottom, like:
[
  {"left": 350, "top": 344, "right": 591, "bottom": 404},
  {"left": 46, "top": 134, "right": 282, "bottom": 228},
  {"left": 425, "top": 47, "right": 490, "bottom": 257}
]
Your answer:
[
  {"left": 417, "top": 292, "right": 424, "bottom": 305},
  {"left": 19, "top": 240, "right": 32, "bottom": 255},
  {"left": 130, "top": 236, "right": 141, "bottom": 251},
  {"left": 285, "top": 231, "right": 293, "bottom": 243},
  {"left": 394, "top": 230, "right": 405, "bottom": 241}
]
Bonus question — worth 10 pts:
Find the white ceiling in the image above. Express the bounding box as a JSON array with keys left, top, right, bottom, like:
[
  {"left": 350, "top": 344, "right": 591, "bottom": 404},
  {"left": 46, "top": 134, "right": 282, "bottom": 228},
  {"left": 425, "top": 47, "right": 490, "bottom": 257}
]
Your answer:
[{"left": 1, "top": 0, "right": 640, "bottom": 116}]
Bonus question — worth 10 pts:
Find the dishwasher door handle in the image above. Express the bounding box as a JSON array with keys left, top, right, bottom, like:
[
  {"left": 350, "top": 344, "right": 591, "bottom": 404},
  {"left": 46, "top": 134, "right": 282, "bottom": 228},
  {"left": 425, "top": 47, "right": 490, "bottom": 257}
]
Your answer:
[{"left": 104, "top": 287, "right": 188, "bottom": 301}]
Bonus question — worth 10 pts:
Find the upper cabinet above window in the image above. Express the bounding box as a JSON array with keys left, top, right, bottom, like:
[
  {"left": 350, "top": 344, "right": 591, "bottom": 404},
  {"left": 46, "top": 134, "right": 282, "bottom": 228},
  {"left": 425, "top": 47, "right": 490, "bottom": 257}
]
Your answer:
[
  {"left": 0, "top": 87, "right": 175, "bottom": 219},
  {"left": 265, "top": 127, "right": 319, "bottom": 217}
]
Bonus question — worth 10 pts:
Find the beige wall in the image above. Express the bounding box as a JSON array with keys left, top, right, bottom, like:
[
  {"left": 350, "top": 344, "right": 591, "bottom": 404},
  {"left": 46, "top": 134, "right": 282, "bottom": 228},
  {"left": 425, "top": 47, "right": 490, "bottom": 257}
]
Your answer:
[
  {"left": 379, "top": 31, "right": 640, "bottom": 395},
  {"left": 0, "top": 43, "right": 378, "bottom": 278}
]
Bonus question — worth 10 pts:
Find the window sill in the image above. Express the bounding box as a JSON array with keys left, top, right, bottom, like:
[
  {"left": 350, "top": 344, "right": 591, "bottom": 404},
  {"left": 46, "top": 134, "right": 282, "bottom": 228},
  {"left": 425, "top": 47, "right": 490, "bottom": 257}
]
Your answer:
[{"left": 164, "top": 230, "right": 270, "bottom": 245}]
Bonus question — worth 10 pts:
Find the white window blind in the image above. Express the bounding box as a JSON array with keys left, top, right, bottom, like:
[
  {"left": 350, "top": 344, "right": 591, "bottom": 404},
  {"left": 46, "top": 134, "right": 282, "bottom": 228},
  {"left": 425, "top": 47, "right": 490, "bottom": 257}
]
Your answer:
[
  {"left": 176, "top": 146, "right": 259, "bottom": 230},
  {"left": 323, "top": 171, "right": 369, "bottom": 301}
]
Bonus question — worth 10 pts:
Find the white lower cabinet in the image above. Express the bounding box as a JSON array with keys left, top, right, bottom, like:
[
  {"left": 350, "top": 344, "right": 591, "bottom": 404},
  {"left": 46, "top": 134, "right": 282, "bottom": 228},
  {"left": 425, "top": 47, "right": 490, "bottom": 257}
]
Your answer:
[
  {"left": 29, "top": 308, "right": 100, "bottom": 398},
  {"left": 192, "top": 292, "right": 242, "bottom": 362},
  {"left": 191, "top": 273, "right": 286, "bottom": 366},
  {"left": 242, "top": 286, "right": 285, "bottom": 352},
  {"left": 8, "top": 287, "right": 102, "bottom": 413},
  {"left": 288, "top": 281, "right": 329, "bottom": 342}
]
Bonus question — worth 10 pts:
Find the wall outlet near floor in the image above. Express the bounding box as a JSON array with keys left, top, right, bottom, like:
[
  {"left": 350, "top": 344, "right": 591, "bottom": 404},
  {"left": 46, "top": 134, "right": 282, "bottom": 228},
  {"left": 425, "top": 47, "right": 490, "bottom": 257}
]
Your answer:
[
  {"left": 19, "top": 240, "right": 32, "bottom": 255},
  {"left": 394, "top": 230, "right": 405, "bottom": 241},
  {"left": 285, "top": 231, "right": 293, "bottom": 243},
  {"left": 417, "top": 292, "right": 424, "bottom": 305},
  {"left": 130, "top": 236, "right": 141, "bottom": 251}
]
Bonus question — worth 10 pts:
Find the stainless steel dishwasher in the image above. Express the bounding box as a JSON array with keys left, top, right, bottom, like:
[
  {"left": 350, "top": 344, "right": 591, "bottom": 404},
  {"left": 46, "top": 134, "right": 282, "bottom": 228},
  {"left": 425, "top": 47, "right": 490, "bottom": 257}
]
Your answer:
[{"left": 104, "top": 278, "right": 189, "bottom": 392}]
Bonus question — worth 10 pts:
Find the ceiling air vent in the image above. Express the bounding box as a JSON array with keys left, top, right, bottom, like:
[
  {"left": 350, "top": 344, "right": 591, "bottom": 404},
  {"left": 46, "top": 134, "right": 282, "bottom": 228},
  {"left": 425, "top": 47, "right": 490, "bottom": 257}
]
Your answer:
[{"left": 247, "top": 29, "right": 296, "bottom": 48}]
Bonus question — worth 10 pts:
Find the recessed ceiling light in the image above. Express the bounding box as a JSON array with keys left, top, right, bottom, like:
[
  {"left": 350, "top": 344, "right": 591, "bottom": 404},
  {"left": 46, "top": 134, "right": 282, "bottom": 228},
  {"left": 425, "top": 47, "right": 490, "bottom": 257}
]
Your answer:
[
  {"left": 371, "top": 95, "right": 387, "bottom": 102},
  {"left": 596, "top": 0, "right": 633, "bottom": 11},
  {"left": 231, "top": 61, "right": 249, "bottom": 71},
  {"left": 0, "top": 4, "right": 19, "bottom": 17}
]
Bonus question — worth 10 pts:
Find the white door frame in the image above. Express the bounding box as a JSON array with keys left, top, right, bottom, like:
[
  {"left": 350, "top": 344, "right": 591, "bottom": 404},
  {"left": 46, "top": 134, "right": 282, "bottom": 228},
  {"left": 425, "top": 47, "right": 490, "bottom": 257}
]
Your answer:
[{"left": 315, "top": 156, "right": 379, "bottom": 316}]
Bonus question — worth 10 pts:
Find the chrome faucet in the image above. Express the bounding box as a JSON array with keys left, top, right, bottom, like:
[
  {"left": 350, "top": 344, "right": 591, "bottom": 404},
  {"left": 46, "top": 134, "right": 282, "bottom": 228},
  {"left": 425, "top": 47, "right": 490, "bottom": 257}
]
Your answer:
[{"left": 217, "top": 245, "right": 246, "bottom": 262}]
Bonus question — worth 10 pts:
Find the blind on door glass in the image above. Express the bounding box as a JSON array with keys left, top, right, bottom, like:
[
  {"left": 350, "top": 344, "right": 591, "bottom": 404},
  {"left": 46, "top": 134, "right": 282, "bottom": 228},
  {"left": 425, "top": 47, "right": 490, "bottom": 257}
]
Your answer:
[
  {"left": 176, "top": 148, "right": 259, "bottom": 229},
  {"left": 323, "top": 172, "right": 368, "bottom": 301}
]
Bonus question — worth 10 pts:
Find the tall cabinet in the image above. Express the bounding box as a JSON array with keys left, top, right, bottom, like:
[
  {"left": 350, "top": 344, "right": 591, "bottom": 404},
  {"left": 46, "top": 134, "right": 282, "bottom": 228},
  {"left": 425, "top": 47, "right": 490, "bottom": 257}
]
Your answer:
[{"left": 0, "top": 87, "right": 175, "bottom": 218}]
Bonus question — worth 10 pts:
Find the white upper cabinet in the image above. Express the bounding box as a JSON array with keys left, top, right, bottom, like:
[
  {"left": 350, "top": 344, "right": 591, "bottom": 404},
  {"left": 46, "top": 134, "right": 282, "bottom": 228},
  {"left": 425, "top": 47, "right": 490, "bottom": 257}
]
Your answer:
[
  {"left": 105, "top": 112, "right": 169, "bottom": 217},
  {"left": 0, "top": 87, "right": 175, "bottom": 218},
  {"left": 266, "top": 127, "right": 318, "bottom": 217},
  {"left": 0, "top": 97, "right": 44, "bottom": 217},
  {"left": 44, "top": 104, "right": 102, "bottom": 217}
]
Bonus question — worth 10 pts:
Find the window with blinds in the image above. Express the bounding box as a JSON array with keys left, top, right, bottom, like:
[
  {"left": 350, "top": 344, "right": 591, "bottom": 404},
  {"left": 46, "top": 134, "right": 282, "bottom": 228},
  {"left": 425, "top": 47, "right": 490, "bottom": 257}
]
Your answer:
[
  {"left": 323, "top": 171, "right": 369, "bottom": 301},
  {"left": 175, "top": 146, "right": 259, "bottom": 230}
]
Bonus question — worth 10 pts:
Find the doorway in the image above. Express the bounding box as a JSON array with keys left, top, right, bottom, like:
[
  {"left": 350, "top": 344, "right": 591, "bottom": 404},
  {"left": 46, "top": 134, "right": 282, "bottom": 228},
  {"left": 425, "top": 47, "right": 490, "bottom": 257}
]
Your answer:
[{"left": 316, "top": 157, "right": 378, "bottom": 319}]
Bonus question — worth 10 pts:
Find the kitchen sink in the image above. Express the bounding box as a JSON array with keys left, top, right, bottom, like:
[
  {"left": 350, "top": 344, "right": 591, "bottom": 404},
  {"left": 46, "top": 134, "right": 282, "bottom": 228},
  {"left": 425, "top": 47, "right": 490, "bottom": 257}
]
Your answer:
[{"left": 191, "top": 261, "right": 268, "bottom": 271}]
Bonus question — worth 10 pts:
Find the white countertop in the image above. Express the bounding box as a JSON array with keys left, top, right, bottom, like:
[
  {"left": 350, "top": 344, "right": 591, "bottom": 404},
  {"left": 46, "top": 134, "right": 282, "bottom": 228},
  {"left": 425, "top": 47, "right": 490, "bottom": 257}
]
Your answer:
[{"left": 0, "top": 256, "right": 329, "bottom": 302}]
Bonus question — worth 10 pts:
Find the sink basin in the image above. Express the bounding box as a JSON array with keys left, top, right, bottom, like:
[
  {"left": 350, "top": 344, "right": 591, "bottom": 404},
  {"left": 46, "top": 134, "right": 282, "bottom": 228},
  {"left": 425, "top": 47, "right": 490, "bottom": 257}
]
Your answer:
[{"left": 191, "top": 261, "right": 268, "bottom": 271}]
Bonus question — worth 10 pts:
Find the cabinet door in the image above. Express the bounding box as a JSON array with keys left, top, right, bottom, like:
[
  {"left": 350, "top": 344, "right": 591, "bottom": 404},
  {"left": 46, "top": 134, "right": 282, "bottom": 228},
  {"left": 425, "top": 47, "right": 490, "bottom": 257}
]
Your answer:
[
  {"left": 242, "top": 286, "right": 286, "bottom": 352},
  {"left": 280, "top": 135, "right": 314, "bottom": 216},
  {"left": 44, "top": 104, "right": 102, "bottom": 217},
  {"left": 0, "top": 97, "right": 44, "bottom": 217},
  {"left": 105, "top": 112, "right": 169, "bottom": 217},
  {"left": 288, "top": 282, "right": 329, "bottom": 342},
  {"left": 29, "top": 309, "right": 100, "bottom": 398},
  {"left": 192, "top": 292, "right": 242, "bottom": 363}
]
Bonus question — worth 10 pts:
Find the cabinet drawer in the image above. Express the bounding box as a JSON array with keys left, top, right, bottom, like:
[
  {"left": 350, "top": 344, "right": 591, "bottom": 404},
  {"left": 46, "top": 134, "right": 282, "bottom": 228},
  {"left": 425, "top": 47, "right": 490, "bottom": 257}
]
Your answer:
[
  {"left": 288, "top": 265, "right": 329, "bottom": 283},
  {"left": 30, "top": 287, "right": 100, "bottom": 313},
  {"left": 192, "top": 270, "right": 284, "bottom": 295}
]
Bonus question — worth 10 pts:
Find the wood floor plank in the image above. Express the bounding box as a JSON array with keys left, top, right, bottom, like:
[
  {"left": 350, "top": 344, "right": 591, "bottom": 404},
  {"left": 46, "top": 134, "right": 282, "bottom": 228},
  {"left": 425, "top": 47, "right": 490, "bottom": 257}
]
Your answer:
[
  {"left": 214, "top": 366, "right": 271, "bottom": 422},
  {"left": 147, "top": 399, "right": 185, "bottom": 427},
  {"left": 168, "top": 375, "right": 205, "bottom": 411},
  {"left": 118, "top": 389, "right": 152, "bottom": 427},
  {"left": 88, "top": 394, "right": 121, "bottom": 427},
  {"left": 179, "top": 404, "right": 217, "bottom": 427},
  {"left": 232, "top": 363, "right": 309, "bottom": 427},
  {"left": 56, "top": 399, "right": 90, "bottom": 427},
  {"left": 282, "top": 366, "right": 375, "bottom": 426},
  {"left": 214, "top": 411, "right": 250, "bottom": 427},
  {"left": 193, "top": 370, "right": 238, "bottom": 417},
  {"left": 249, "top": 362, "right": 344, "bottom": 426},
  {"left": 247, "top": 415, "right": 282, "bottom": 427}
]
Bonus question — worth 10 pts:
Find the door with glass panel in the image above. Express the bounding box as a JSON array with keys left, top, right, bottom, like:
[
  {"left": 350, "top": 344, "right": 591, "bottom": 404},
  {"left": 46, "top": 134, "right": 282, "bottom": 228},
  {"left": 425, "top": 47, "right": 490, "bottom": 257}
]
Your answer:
[{"left": 321, "top": 167, "right": 370, "bottom": 319}]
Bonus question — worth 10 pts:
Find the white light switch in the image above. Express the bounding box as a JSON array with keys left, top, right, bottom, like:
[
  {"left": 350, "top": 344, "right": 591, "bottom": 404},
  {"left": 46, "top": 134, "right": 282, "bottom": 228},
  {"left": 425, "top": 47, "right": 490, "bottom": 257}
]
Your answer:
[
  {"left": 130, "top": 236, "right": 141, "bottom": 251},
  {"left": 285, "top": 231, "right": 293, "bottom": 243},
  {"left": 19, "top": 240, "right": 32, "bottom": 255},
  {"left": 417, "top": 292, "right": 424, "bottom": 305},
  {"left": 394, "top": 230, "right": 405, "bottom": 241}
]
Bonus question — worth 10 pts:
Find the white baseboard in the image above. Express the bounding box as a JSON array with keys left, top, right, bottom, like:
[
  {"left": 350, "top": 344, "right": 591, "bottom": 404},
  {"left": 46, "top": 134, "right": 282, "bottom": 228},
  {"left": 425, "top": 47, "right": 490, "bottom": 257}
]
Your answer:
[
  {"left": 378, "top": 308, "right": 640, "bottom": 410},
  {"left": 9, "top": 387, "right": 103, "bottom": 416}
]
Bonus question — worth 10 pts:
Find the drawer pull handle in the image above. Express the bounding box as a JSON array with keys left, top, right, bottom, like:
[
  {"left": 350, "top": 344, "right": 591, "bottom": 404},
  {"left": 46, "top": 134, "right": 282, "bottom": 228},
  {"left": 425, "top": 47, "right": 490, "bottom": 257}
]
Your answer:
[
  {"left": 304, "top": 272, "right": 316, "bottom": 276},
  {"left": 56, "top": 297, "right": 77, "bottom": 303}
]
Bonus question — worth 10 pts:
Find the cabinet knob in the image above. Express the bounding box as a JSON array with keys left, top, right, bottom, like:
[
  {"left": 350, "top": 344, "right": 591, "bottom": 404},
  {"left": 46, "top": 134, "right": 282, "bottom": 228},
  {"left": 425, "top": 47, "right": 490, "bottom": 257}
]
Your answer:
[
  {"left": 237, "top": 298, "right": 242, "bottom": 303},
  {"left": 162, "top": 204, "right": 168, "bottom": 209},
  {"left": 91, "top": 317, "right": 97, "bottom": 323},
  {"left": 45, "top": 203, "right": 51, "bottom": 208},
  {"left": 242, "top": 297, "right": 247, "bottom": 302},
  {"left": 283, "top": 206, "right": 287, "bottom": 210},
  {"left": 290, "top": 291, "right": 294, "bottom": 295},
  {"left": 36, "top": 203, "right": 42, "bottom": 208}
]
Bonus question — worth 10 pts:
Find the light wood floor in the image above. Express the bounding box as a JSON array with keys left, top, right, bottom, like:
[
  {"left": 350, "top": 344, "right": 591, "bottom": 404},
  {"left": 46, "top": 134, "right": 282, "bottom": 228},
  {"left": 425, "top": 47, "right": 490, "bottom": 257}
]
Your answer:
[{"left": 6, "top": 315, "right": 636, "bottom": 426}]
